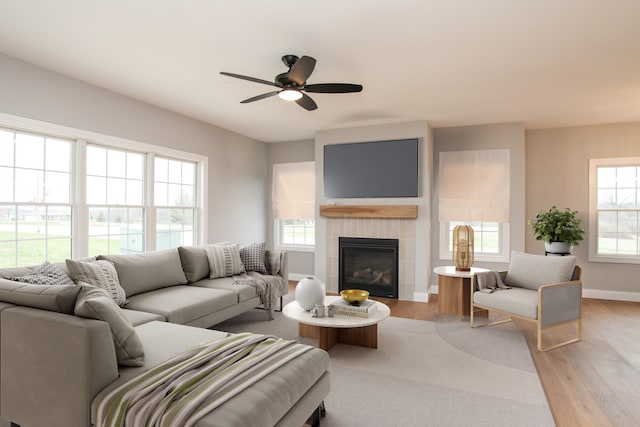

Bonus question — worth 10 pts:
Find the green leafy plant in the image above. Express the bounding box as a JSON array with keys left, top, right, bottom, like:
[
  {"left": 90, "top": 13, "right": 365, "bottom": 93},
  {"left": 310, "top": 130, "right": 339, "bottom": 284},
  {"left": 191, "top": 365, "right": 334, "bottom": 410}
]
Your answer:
[{"left": 528, "top": 206, "right": 585, "bottom": 245}]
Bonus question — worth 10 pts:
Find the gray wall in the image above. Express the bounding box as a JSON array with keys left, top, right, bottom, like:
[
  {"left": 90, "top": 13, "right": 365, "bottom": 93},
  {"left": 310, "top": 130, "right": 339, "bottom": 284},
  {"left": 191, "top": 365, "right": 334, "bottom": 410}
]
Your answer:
[
  {"left": 0, "top": 53, "right": 268, "bottom": 245},
  {"left": 267, "top": 140, "right": 316, "bottom": 278}
]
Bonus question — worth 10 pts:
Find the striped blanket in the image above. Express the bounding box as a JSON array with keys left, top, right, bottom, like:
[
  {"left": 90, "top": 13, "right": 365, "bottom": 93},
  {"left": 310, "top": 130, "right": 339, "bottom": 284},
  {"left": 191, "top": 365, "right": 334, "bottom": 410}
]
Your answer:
[{"left": 96, "top": 333, "right": 312, "bottom": 427}]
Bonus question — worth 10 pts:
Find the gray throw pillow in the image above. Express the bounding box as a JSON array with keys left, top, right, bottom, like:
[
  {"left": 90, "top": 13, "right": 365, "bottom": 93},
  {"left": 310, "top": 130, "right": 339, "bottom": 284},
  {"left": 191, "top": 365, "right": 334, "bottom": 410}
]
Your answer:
[
  {"left": 240, "top": 242, "right": 267, "bottom": 274},
  {"left": 205, "top": 243, "right": 245, "bottom": 278},
  {"left": 4, "top": 261, "right": 75, "bottom": 287},
  {"left": 66, "top": 259, "right": 127, "bottom": 307},
  {"left": 74, "top": 284, "right": 145, "bottom": 367}
]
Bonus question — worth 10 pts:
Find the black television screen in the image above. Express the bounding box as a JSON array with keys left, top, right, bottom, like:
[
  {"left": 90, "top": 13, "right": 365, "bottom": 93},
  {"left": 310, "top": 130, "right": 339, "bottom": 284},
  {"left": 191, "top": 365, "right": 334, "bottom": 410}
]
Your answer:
[{"left": 323, "top": 138, "right": 419, "bottom": 198}]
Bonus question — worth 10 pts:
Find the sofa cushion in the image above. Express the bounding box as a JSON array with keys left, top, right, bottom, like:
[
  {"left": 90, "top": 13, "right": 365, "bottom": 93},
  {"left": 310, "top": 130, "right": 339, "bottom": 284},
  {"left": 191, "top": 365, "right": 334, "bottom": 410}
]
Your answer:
[
  {"left": 240, "top": 242, "right": 267, "bottom": 274},
  {"left": 121, "top": 308, "right": 166, "bottom": 326},
  {"left": 504, "top": 251, "right": 577, "bottom": 290},
  {"left": 98, "top": 248, "right": 187, "bottom": 297},
  {"left": 177, "top": 245, "right": 209, "bottom": 283},
  {"left": 0, "top": 278, "right": 80, "bottom": 314},
  {"left": 2, "top": 261, "right": 75, "bottom": 287},
  {"left": 205, "top": 243, "right": 245, "bottom": 279},
  {"left": 66, "top": 259, "right": 127, "bottom": 306},
  {"left": 192, "top": 276, "right": 258, "bottom": 302},
  {"left": 123, "top": 286, "right": 237, "bottom": 325},
  {"left": 74, "top": 284, "right": 145, "bottom": 367}
]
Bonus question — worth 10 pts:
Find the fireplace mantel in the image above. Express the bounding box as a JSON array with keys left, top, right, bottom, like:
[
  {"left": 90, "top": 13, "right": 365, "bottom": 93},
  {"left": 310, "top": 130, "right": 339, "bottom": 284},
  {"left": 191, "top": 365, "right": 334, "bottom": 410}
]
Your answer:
[{"left": 319, "top": 205, "right": 418, "bottom": 219}]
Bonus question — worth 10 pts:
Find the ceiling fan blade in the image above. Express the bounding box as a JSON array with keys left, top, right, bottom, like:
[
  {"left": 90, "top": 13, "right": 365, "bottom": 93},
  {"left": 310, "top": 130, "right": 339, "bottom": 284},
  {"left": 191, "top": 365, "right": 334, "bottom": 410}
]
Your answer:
[
  {"left": 288, "top": 56, "right": 316, "bottom": 85},
  {"left": 220, "top": 72, "right": 279, "bottom": 87},
  {"left": 304, "top": 83, "right": 363, "bottom": 93},
  {"left": 296, "top": 93, "right": 318, "bottom": 111},
  {"left": 240, "top": 91, "right": 279, "bottom": 103}
]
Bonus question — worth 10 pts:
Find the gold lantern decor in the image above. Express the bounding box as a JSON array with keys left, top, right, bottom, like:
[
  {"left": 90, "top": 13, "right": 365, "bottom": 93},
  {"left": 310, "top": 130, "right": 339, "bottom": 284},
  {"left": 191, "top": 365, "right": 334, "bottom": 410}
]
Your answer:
[{"left": 452, "top": 225, "right": 474, "bottom": 271}]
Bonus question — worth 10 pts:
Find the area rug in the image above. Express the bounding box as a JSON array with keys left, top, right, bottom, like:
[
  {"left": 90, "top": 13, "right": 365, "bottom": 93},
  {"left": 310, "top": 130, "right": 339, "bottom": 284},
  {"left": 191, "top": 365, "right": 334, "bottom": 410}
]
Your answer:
[{"left": 215, "top": 301, "right": 555, "bottom": 427}]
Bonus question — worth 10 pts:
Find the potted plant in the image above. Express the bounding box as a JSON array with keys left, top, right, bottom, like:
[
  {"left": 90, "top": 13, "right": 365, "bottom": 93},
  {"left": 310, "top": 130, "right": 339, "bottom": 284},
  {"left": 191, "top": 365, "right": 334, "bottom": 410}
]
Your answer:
[{"left": 528, "top": 206, "right": 585, "bottom": 254}]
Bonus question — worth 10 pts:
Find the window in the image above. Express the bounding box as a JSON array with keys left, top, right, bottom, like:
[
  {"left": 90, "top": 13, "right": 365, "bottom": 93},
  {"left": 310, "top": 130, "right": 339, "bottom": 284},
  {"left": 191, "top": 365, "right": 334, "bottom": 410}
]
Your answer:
[
  {"left": 272, "top": 162, "right": 315, "bottom": 251},
  {"left": 0, "top": 129, "right": 73, "bottom": 267},
  {"left": 87, "top": 145, "right": 146, "bottom": 255},
  {"left": 0, "top": 118, "right": 206, "bottom": 267},
  {"left": 590, "top": 157, "right": 640, "bottom": 263},
  {"left": 154, "top": 157, "right": 196, "bottom": 249}
]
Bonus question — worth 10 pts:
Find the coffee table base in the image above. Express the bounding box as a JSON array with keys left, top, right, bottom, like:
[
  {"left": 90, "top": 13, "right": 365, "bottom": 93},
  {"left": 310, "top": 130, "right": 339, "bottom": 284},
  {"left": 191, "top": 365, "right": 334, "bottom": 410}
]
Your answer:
[{"left": 298, "top": 323, "right": 378, "bottom": 351}]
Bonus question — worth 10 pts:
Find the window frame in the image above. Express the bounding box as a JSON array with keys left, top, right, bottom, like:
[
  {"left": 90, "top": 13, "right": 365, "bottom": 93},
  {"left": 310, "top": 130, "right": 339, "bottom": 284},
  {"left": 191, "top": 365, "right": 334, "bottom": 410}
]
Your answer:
[
  {"left": 589, "top": 157, "right": 640, "bottom": 264},
  {"left": 0, "top": 112, "right": 207, "bottom": 265},
  {"left": 274, "top": 219, "right": 315, "bottom": 252}
]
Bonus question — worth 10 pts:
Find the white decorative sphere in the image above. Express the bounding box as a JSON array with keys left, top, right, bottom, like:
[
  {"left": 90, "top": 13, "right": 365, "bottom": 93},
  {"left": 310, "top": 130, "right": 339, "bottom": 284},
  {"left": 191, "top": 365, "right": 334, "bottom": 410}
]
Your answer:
[{"left": 295, "top": 276, "right": 325, "bottom": 310}]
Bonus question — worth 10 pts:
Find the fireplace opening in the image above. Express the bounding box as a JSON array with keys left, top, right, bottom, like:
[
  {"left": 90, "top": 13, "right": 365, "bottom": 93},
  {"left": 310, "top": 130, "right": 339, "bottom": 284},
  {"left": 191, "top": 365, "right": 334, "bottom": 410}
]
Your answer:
[{"left": 339, "top": 237, "right": 399, "bottom": 299}]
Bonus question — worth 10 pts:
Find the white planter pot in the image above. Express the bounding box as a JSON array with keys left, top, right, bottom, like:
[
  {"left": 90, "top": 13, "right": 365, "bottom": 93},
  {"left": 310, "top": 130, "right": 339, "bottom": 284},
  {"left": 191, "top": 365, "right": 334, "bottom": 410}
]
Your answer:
[
  {"left": 295, "top": 276, "right": 325, "bottom": 310},
  {"left": 544, "top": 242, "right": 573, "bottom": 254}
]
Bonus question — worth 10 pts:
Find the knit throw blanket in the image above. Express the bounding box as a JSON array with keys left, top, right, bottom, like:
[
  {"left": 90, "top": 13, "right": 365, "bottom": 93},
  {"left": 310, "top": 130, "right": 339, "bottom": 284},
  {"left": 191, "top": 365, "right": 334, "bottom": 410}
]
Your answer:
[
  {"left": 96, "top": 333, "right": 311, "bottom": 427},
  {"left": 476, "top": 271, "right": 511, "bottom": 293},
  {"left": 232, "top": 272, "right": 286, "bottom": 320}
]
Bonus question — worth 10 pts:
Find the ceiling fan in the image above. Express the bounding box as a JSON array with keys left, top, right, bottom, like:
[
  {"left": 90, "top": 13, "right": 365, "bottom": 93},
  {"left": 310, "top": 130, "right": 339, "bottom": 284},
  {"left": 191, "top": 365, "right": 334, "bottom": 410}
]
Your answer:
[{"left": 220, "top": 55, "right": 363, "bottom": 111}]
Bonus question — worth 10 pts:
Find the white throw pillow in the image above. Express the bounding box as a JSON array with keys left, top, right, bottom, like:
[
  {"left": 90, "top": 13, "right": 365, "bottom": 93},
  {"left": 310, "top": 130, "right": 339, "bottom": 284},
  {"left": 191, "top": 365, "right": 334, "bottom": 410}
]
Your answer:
[
  {"left": 65, "top": 259, "right": 127, "bottom": 307},
  {"left": 205, "top": 243, "right": 245, "bottom": 279}
]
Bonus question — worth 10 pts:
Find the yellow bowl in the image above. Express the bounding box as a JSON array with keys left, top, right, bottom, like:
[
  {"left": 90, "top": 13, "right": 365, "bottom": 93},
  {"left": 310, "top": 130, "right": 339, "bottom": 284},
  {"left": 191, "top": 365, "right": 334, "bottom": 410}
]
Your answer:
[{"left": 340, "top": 289, "right": 369, "bottom": 304}]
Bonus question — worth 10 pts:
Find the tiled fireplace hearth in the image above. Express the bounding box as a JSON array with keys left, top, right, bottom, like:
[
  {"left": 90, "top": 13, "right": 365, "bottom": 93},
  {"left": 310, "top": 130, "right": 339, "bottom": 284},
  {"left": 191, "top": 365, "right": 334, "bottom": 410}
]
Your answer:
[{"left": 325, "top": 218, "right": 415, "bottom": 300}]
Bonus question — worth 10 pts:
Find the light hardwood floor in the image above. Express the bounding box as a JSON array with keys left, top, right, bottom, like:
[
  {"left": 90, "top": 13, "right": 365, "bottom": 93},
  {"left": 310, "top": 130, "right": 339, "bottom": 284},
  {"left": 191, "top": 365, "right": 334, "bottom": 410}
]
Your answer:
[{"left": 370, "top": 294, "right": 640, "bottom": 427}]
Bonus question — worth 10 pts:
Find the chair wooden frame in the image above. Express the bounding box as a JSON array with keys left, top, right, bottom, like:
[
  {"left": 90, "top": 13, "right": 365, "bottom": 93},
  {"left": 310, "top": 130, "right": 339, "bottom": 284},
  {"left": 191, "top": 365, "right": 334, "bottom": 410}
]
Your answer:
[{"left": 470, "top": 266, "right": 582, "bottom": 351}]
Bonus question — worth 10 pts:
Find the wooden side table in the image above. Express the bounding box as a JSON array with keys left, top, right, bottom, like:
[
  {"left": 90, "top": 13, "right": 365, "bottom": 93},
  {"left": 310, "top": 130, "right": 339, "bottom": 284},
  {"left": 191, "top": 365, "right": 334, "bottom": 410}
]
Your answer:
[{"left": 434, "top": 266, "right": 489, "bottom": 320}]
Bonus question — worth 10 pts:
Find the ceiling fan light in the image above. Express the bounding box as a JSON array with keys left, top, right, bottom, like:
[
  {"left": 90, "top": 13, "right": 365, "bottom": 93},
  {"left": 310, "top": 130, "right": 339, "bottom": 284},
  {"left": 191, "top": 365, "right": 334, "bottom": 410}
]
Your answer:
[{"left": 278, "top": 88, "right": 303, "bottom": 101}]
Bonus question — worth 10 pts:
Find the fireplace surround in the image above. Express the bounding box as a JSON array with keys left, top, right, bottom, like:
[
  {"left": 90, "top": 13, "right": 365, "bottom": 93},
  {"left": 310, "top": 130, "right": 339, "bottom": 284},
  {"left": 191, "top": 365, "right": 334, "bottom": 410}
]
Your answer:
[{"left": 339, "top": 237, "right": 399, "bottom": 299}]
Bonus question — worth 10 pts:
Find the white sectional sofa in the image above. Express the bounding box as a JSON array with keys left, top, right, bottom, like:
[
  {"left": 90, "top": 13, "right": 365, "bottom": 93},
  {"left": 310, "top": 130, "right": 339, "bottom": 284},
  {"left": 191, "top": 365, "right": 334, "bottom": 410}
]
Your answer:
[{"left": 0, "top": 245, "right": 330, "bottom": 427}]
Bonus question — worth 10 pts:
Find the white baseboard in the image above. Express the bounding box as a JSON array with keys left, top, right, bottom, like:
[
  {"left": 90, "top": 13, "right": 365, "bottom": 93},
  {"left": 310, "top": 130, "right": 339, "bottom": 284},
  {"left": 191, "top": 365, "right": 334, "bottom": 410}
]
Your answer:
[
  {"left": 413, "top": 292, "right": 429, "bottom": 302},
  {"left": 287, "top": 273, "right": 311, "bottom": 282},
  {"left": 583, "top": 289, "right": 640, "bottom": 302}
]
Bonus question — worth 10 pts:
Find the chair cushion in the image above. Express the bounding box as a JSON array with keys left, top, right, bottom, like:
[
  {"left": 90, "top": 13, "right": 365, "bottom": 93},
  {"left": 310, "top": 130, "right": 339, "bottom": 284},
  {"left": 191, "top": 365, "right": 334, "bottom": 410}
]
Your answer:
[
  {"left": 474, "top": 287, "right": 539, "bottom": 319},
  {"left": 98, "top": 249, "right": 188, "bottom": 297},
  {"left": 504, "top": 251, "right": 577, "bottom": 290}
]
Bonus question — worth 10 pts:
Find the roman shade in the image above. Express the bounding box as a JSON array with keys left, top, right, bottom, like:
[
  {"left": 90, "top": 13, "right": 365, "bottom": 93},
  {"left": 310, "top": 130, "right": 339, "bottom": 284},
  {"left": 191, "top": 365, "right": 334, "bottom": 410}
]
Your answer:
[
  {"left": 439, "top": 149, "right": 510, "bottom": 222},
  {"left": 272, "top": 161, "right": 315, "bottom": 219}
]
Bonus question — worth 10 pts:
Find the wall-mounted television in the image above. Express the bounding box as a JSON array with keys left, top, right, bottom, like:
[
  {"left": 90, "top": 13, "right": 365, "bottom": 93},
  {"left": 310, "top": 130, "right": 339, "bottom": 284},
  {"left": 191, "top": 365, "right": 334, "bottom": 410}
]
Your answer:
[{"left": 323, "top": 138, "right": 419, "bottom": 198}]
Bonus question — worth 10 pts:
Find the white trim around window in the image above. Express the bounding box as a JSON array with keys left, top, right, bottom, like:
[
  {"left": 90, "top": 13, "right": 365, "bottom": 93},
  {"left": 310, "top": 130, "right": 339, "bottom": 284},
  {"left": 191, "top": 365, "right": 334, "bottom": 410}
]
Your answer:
[
  {"left": 589, "top": 157, "right": 640, "bottom": 264},
  {"left": 0, "top": 112, "right": 208, "bottom": 260}
]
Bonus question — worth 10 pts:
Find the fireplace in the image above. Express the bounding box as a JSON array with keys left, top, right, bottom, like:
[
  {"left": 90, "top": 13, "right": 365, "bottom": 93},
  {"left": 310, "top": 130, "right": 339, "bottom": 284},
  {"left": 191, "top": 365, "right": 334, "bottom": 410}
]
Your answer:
[{"left": 339, "top": 237, "right": 399, "bottom": 299}]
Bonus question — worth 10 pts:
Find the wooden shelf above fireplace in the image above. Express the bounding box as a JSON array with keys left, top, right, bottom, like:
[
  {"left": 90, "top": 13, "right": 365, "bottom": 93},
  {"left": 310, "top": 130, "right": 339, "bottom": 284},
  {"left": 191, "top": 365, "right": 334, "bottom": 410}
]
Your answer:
[{"left": 319, "top": 205, "right": 418, "bottom": 219}]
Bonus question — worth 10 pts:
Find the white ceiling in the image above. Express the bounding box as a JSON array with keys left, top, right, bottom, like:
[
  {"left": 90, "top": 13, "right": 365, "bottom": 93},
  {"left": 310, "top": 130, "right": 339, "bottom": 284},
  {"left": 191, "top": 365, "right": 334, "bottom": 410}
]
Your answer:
[{"left": 1, "top": 0, "right": 640, "bottom": 142}]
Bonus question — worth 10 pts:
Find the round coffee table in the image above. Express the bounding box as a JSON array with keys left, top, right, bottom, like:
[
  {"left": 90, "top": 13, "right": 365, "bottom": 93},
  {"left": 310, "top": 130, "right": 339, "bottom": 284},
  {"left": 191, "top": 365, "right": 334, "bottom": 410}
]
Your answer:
[{"left": 283, "top": 295, "right": 390, "bottom": 351}]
